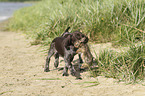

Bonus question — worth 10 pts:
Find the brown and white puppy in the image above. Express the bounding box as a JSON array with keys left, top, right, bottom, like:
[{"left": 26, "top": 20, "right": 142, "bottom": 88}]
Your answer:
[{"left": 44, "top": 27, "right": 88, "bottom": 77}]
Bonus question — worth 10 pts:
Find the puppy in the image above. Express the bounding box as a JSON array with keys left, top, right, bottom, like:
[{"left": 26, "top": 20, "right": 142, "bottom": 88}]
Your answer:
[
  {"left": 44, "top": 27, "right": 88, "bottom": 77},
  {"left": 62, "top": 28, "right": 93, "bottom": 68}
]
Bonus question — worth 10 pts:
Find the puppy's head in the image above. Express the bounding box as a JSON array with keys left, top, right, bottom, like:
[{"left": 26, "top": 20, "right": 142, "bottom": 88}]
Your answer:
[{"left": 71, "top": 31, "right": 89, "bottom": 48}]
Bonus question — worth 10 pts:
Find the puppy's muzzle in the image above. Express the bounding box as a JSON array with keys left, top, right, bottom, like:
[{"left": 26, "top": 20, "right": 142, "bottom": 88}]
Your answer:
[{"left": 74, "top": 37, "right": 86, "bottom": 48}]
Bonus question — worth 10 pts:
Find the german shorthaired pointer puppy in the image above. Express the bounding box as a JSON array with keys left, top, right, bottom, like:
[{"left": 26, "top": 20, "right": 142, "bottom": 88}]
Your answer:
[{"left": 44, "top": 27, "right": 88, "bottom": 77}]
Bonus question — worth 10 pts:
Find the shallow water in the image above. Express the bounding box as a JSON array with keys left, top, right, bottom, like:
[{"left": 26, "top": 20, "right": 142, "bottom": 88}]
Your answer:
[{"left": 0, "top": 2, "right": 32, "bottom": 22}]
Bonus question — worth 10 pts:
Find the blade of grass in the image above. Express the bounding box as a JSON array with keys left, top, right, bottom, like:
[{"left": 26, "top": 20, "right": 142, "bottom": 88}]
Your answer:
[{"left": 37, "top": 78, "right": 61, "bottom": 80}]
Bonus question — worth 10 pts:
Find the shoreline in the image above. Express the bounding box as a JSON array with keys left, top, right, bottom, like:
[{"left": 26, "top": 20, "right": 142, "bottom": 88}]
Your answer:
[
  {"left": 0, "top": 16, "right": 11, "bottom": 22},
  {"left": 0, "top": 2, "right": 33, "bottom": 31},
  {"left": 0, "top": 19, "right": 10, "bottom": 31},
  {"left": 0, "top": 1, "right": 40, "bottom": 4}
]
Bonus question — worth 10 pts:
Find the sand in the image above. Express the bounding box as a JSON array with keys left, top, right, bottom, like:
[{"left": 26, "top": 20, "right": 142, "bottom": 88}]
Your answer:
[{"left": 0, "top": 31, "right": 145, "bottom": 96}]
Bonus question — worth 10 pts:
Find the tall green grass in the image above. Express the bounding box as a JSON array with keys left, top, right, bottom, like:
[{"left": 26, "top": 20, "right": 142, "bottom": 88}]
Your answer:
[
  {"left": 95, "top": 43, "right": 145, "bottom": 83},
  {"left": 0, "top": 0, "right": 40, "bottom": 2},
  {"left": 8, "top": 0, "right": 145, "bottom": 45}
]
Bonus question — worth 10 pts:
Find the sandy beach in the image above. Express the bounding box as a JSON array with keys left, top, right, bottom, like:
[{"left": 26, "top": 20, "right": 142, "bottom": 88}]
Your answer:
[{"left": 0, "top": 29, "right": 145, "bottom": 96}]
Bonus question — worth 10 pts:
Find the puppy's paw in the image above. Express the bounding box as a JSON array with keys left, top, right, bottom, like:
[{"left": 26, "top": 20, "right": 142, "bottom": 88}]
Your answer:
[
  {"left": 70, "top": 67, "right": 77, "bottom": 76},
  {"left": 71, "top": 71, "right": 76, "bottom": 76},
  {"left": 76, "top": 77, "right": 82, "bottom": 80},
  {"left": 62, "top": 72, "right": 69, "bottom": 76},
  {"left": 44, "top": 68, "right": 50, "bottom": 72}
]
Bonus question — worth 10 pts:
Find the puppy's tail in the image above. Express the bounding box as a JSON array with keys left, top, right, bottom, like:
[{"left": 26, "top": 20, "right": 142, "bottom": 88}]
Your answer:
[
  {"left": 61, "top": 27, "right": 71, "bottom": 37},
  {"left": 65, "top": 27, "right": 70, "bottom": 32}
]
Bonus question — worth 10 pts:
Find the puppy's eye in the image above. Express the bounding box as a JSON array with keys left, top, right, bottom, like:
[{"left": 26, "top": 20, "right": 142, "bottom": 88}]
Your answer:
[{"left": 77, "top": 34, "right": 80, "bottom": 37}]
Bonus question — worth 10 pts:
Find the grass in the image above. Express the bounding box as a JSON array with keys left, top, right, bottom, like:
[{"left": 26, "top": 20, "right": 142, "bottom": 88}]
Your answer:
[
  {"left": 74, "top": 81, "right": 100, "bottom": 88},
  {"left": 37, "top": 78, "right": 61, "bottom": 80},
  {"left": 74, "top": 81, "right": 99, "bottom": 85},
  {"left": 0, "top": 91, "right": 13, "bottom": 95},
  {"left": 94, "top": 42, "right": 145, "bottom": 83},
  {"left": 0, "top": 0, "right": 41, "bottom": 2},
  {"left": 7, "top": 0, "right": 145, "bottom": 45}
]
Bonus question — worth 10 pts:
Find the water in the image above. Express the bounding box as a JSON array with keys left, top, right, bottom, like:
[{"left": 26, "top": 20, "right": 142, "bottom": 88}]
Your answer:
[{"left": 0, "top": 2, "right": 32, "bottom": 22}]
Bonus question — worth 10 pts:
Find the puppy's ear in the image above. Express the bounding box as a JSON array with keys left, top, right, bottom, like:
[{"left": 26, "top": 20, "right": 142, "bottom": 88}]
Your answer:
[{"left": 70, "top": 34, "right": 76, "bottom": 44}]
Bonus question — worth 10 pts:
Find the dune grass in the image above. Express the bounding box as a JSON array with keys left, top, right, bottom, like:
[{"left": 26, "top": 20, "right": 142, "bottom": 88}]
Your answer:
[
  {"left": 74, "top": 81, "right": 100, "bottom": 88},
  {"left": 0, "top": 0, "right": 40, "bottom": 2},
  {"left": 37, "top": 78, "right": 61, "bottom": 80},
  {"left": 7, "top": 0, "right": 144, "bottom": 45},
  {"left": 93, "top": 42, "right": 145, "bottom": 83}
]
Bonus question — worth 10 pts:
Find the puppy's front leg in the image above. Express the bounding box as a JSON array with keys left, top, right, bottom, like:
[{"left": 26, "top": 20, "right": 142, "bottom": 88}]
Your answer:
[
  {"left": 63, "top": 50, "right": 76, "bottom": 76},
  {"left": 62, "top": 54, "right": 70, "bottom": 76},
  {"left": 62, "top": 64, "right": 69, "bottom": 76},
  {"left": 63, "top": 59, "right": 75, "bottom": 76}
]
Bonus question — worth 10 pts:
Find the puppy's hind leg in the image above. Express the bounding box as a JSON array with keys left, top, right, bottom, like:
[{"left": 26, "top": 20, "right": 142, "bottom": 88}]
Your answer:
[
  {"left": 44, "top": 42, "right": 55, "bottom": 72},
  {"left": 54, "top": 52, "right": 59, "bottom": 68}
]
